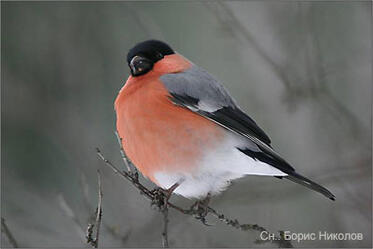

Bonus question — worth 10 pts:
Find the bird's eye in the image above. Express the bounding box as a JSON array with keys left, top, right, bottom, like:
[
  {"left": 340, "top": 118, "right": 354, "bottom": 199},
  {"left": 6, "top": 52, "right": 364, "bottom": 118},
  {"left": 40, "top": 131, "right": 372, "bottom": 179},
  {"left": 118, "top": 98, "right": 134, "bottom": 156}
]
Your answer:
[{"left": 156, "top": 52, "right": 164, "bottom": 60}]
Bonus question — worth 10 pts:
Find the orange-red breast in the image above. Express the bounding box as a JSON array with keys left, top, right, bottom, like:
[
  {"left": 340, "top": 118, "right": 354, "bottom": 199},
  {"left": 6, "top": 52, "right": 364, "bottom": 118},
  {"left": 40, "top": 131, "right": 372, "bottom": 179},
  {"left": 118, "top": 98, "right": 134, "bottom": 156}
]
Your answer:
[{"left": 115, "top": 40, "right": 335, "bottom": 200}]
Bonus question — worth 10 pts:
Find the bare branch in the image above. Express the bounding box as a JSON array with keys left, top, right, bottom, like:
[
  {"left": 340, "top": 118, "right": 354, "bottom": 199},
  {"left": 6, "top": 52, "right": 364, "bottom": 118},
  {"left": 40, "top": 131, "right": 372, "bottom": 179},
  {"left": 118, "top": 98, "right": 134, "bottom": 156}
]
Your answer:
[
  {"left": 115, "top": 131, "right": 132, "bottom": 172},
  {"left": 86, "top": 223, "right": 95, "bottom": 246},
  {"left": 95, "top": 170, "right": 103, "bottom": 247},
  {"left": 96, "top": 147, "right": 292, "bottom": 247},
  {"left": 207, "top": 207, "right": 292, "bottom": 247},
  {"left": 161, "top": 206, "right": 169, "bottom": 248},
  {"left": 86, "top": 170, "right": 103, "bottom": 248},
  {"left": 1, "top": 218, "right": 18, "bottom": 248}
]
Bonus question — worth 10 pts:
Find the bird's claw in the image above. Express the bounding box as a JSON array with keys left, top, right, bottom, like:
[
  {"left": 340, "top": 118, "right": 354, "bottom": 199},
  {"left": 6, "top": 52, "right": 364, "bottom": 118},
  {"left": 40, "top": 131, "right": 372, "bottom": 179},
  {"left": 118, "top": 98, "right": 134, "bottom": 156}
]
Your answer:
[
  {"left": 128, "top": 171, "right": 139, "bottom": 182},
  {"left": 196, "top": 216, "right": 213, "bottom": 226},
  {"left": 150, "top": 188, "right": 168, "bottom": 210},
  {"left": 189, "top": 200, "right": 213, "bottom": 226}
]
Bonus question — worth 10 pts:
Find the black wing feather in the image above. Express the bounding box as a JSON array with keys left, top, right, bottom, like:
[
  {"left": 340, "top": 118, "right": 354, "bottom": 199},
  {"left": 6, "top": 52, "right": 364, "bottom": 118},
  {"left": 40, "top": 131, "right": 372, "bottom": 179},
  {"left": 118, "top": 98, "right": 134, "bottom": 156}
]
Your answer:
[
  {"left": 207, "top": 106, "right": 272, "bottom": 145},
  {"left": 169, "top": 93, "right": 335, "bottom": 201},
  {"left": 171, "top": 93, "right": 288, "bottom": 166},
  {"left": 170, "top": 93, "right": 271, "bottom": 144},
  {"left": 238, "top": 148, "right": 335, "bottom": 200}
]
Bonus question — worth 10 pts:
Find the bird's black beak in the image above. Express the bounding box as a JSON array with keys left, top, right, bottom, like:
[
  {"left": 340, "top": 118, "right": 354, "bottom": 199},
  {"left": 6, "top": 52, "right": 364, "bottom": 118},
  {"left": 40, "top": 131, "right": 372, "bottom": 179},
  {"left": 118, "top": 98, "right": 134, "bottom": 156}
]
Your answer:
[{"left": 129, "top": 55, "right": 153, "bottom": 76}]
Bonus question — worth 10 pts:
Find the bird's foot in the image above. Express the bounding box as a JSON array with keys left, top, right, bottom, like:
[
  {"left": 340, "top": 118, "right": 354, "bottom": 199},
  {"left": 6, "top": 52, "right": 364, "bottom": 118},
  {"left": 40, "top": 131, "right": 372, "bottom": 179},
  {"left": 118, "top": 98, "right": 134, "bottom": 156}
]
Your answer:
[
  {"left": 151, "top": 188, "right": 168, "bottom": 210},
  {"left": 150, "top": 183, "right": 180, "bottom": 210},
  {"left": 128, "top": 170, "right": 139, "bottom": 182},
  {"left": 189, "top": 193, "right": 212, "bottom": 226}
]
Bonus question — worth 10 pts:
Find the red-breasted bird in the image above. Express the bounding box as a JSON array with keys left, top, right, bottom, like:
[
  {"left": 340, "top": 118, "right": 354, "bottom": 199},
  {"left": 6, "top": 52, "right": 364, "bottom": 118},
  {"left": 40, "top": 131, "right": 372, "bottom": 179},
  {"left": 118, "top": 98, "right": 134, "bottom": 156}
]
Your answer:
[{"left": 115, "top": 40, "right": 335, "bottom": 201}]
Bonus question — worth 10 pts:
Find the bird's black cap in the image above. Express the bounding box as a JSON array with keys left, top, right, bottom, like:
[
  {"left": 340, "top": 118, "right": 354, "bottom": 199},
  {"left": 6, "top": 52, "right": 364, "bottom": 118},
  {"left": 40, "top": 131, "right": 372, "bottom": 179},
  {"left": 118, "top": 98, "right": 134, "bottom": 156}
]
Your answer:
[{"left": 126, "top": 40, "right": 175, "bottom": 65}]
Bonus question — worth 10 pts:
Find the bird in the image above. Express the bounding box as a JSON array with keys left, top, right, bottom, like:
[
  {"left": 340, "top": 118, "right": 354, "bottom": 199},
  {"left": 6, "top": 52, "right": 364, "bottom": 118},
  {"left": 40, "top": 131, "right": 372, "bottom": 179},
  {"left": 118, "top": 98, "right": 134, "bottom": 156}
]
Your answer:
[{"left": 114, "top": 39, "right": 335, "bottom": 201}]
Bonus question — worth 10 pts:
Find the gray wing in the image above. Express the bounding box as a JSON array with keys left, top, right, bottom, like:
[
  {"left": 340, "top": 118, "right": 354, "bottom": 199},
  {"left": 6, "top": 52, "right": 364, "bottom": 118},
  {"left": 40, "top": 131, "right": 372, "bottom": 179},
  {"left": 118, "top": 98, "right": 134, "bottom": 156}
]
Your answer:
[
  {"left": 160, "top": 65, "right": 293, "bottom": 168},
  {"left": 160, "top": 65, "right": 336, "bottom": 201},
  {"left": 160, "top": 65, "right": 272, "bottom": 146},
  {"left": 161, "top": 65, "right": 236, "bottom": 110}
]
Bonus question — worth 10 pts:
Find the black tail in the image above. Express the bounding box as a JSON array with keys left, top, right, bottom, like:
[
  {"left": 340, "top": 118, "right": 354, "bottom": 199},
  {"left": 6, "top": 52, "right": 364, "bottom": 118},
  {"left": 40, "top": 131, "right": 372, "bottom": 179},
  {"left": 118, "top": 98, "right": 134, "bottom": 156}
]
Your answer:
[
  {"left": 238, "top": 148, "right": 335, "bottom": 201},
  {"left": 283, "top": 172, "right": 335, "bottom": 201}
]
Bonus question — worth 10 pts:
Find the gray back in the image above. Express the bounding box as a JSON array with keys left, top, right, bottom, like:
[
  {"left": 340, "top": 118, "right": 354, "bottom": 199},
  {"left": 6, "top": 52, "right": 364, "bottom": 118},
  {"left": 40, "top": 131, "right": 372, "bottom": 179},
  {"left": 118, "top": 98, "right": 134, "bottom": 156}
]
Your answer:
[{"left": 160, "top": 65, "right": 237, "bottom": 111}]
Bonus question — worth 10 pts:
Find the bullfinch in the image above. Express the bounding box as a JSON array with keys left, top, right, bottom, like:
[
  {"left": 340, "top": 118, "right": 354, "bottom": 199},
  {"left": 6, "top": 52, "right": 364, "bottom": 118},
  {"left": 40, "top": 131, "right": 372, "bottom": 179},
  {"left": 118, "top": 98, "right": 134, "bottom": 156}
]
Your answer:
[{"left": 115, "top": 40, "right": 335, "bottom": 201}]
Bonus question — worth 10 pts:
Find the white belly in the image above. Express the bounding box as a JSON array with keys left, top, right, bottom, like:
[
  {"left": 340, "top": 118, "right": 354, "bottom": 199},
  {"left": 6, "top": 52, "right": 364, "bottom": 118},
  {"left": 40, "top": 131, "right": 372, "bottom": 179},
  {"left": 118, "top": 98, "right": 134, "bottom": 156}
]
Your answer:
[{"left": 153, "top": 132, "right": 287, "bottom": 199}]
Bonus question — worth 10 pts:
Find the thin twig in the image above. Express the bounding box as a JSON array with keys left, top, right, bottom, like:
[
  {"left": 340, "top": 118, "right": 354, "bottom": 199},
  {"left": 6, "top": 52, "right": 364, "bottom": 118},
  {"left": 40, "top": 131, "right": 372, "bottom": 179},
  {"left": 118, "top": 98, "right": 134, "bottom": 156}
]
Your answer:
[
  {"left": 161, "top": 206, "right": 169, "bottom": 248},
  {"left": 86, "top": 170, "right": 103, "bottom": 248},
  {"left": 95, "top": 170, "right": 103, "bottom": 247},
  {"left": 86, "top": 224, "right": 95, "bottom": 246},
  {"left": 1, "top": 217, "right": 18, "bottom": 248},
  {"left": 115, "top": 131, "right": 132, "bottom": 172},
  {"left": 80, "top": 172, "right": 130, "bottom": 246},
  {"left": 96, "top": 148, "right": 153, "bottom": 199},
  {"left": 207, "top": 207, "right": 292, "bottom": 247},
  {"left": 96, "top": 147, "right": 292, "bottom": 247}
]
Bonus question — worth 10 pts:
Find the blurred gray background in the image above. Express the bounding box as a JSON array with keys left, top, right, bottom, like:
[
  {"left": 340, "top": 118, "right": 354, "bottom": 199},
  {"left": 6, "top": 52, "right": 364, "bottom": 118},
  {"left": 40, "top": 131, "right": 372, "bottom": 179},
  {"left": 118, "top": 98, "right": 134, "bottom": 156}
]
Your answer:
[{"left": 2, "top": 1, "right": 372, "bottom": 247}]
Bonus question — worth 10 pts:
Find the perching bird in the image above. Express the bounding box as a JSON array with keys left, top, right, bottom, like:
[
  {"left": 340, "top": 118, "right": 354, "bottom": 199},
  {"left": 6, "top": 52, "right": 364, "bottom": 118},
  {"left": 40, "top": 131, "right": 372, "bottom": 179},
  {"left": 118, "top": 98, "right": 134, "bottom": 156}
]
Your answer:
[{"left": 115, "top": 40, "right": 335, "bottom": 201}]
